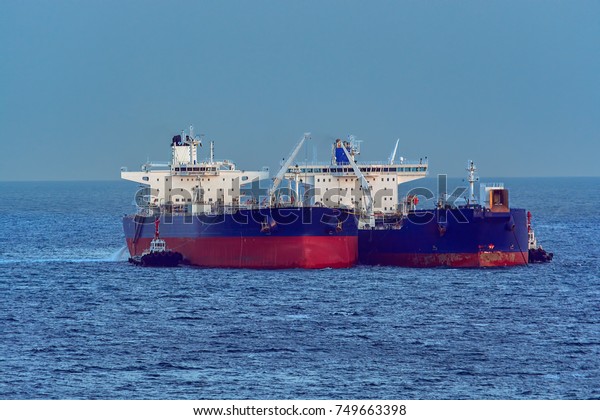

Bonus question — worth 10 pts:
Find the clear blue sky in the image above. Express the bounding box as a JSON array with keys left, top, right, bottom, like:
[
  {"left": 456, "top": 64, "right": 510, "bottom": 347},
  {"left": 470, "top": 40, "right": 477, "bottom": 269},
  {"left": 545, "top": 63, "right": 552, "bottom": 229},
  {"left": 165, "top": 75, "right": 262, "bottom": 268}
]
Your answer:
[{"left": 1, "top": 0, "right": 598, "bottom": 180}]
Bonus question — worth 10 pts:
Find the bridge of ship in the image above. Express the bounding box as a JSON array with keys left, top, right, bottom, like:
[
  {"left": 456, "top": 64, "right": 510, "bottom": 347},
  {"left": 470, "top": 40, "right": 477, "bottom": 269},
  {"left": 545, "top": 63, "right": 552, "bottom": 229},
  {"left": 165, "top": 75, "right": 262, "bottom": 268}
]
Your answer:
[{"left": 284, "top": 162, "right": 428, "bottom": 176}]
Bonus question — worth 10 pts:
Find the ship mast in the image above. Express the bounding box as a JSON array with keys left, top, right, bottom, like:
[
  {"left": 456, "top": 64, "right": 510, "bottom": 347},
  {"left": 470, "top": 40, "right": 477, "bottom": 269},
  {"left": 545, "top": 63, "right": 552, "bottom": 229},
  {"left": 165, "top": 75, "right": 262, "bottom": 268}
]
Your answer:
[{"left": 466, "top": 160, "right": 478, "bottom": 204}]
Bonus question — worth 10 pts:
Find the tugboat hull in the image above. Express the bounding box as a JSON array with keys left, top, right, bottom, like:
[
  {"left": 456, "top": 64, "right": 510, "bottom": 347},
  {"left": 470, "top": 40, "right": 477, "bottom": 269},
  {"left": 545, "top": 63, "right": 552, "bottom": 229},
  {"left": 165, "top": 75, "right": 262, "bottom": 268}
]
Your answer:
[
  {"left": 528, "top": 248, "right": 554, "bottom": 263},
  {"left": 129, "top": 251, "right": 183, "bottom": 267}
]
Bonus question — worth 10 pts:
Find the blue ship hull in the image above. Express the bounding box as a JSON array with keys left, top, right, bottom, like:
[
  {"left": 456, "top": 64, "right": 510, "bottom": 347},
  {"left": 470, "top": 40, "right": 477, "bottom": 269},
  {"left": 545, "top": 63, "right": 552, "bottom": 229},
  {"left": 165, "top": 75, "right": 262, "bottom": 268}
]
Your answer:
[{"left": 359, "top": 207, "right": 529, "bottom": 267}]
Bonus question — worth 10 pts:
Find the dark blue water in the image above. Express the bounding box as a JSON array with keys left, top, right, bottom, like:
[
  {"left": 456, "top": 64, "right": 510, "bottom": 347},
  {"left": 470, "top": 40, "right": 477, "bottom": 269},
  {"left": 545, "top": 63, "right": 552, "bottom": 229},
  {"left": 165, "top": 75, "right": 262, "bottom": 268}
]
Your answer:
[{"left": 0, "top": 179, "right": 599, "bottom": 399}]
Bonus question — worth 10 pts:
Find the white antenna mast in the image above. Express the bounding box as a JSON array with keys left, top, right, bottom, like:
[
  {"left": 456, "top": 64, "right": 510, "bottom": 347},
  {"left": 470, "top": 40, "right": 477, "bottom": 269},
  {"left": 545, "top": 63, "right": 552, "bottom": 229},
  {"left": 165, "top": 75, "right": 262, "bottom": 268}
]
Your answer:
[{"left": 467, "top": 160, "right": 479, "bottom": 203}]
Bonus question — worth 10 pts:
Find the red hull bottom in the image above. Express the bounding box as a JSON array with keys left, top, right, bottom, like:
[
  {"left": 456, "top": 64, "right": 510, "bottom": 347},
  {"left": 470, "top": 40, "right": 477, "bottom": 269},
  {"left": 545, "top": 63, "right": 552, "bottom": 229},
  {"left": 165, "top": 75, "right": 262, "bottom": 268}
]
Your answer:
[
  {"left": 360, "top": 251, "right": 529, "bottom": 268},
  {"left": 127, "top": 236, "right": 358, "bottom": 269}
]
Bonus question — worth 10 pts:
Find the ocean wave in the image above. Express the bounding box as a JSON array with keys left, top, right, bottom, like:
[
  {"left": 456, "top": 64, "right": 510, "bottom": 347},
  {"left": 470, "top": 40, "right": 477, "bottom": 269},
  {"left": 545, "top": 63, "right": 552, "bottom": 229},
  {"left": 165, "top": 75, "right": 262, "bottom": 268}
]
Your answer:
[{"left": 0, "top": 246, "right": 130, "bottom": 264}]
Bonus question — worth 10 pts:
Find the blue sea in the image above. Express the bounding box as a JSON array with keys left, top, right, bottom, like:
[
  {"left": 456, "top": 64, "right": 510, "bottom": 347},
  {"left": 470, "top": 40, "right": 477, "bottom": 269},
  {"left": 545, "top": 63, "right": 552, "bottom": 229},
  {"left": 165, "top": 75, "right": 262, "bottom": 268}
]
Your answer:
[{"left": 0, "top": 178, "right": 599, "bottom": 399}]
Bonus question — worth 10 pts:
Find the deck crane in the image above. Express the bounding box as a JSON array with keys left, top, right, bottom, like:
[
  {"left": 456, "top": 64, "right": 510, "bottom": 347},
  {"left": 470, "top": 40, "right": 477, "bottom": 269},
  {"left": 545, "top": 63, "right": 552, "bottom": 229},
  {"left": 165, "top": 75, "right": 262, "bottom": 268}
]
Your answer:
[
  {"left": 340, "top": 140, "right": 375, "bottom": 228},
  {"left": 388, "top": 139, "right": 400, "bottom": 164},
  {"left": 270, "top": 133, "right": 311, "bottom": 206}
]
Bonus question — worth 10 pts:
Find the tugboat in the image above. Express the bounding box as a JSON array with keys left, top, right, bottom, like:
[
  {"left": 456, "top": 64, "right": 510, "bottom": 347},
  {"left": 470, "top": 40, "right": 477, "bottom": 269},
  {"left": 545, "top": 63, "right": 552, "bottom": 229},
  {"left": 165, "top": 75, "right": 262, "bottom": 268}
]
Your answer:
[
  {"left": 128, "top": 218, "right": 183, "bottom": 267},
  {"left": 527, "top": 211, "right": 554, "bottom": 263}
]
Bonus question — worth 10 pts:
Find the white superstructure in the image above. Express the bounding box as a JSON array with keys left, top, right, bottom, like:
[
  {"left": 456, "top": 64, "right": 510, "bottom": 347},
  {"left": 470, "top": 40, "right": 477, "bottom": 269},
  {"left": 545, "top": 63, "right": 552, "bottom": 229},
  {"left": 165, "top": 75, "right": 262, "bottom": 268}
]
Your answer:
[
  {"left": 121, "top": 126, "right": 269, "bottom": 214},
  {"left": 121, "top": 130, "right": 428, "bottom": 217},
  {"left": 282, "top": 137, "right": 428, "bottom": 215}
]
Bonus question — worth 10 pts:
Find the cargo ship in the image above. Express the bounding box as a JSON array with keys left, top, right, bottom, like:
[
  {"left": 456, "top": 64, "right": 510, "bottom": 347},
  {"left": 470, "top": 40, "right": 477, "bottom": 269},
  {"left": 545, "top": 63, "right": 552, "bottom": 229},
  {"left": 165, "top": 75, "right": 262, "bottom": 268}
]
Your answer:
[
  {"left": 356, "top": 161, "right": 531, "bottom": 267},
  {"left": 121, "top": 128, "right": 358, "bottom": 269},
  {"left": 282, "top": 138, "right": 538, "bottom": 268}
]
